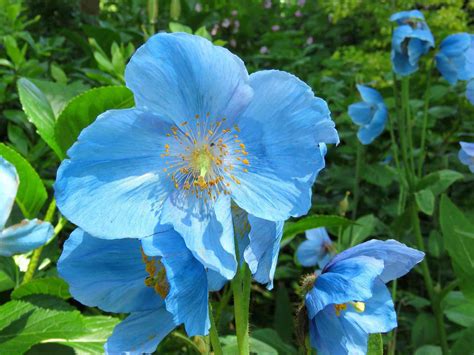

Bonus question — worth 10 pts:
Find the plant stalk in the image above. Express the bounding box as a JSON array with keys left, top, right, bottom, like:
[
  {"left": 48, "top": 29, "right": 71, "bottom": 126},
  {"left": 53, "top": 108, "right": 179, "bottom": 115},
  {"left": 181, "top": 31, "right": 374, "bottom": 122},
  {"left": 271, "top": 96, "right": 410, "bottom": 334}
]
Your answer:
[{"left": 232, "top": 264, "right": 251, "bottom": 355}]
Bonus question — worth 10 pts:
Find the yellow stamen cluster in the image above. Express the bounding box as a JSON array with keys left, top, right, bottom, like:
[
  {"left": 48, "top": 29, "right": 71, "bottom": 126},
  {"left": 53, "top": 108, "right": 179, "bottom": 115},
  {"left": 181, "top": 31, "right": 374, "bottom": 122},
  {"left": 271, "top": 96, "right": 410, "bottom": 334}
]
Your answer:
[
  {"left": 334, "top": 301, "right": 366, "bottom": 316},
  {"left": 161, "top": 114, "right": 250, "bottom": 201},
  {"left": 141, "top": 249, "right": 169, "bottom": 298}
]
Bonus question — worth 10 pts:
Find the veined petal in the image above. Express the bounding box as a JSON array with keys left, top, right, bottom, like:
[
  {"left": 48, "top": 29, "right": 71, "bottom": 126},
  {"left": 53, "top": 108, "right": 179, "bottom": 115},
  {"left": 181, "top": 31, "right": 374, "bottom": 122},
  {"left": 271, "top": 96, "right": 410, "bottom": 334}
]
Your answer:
[
  {"left": 54, "top": 108, "right": 174, "bottom": 239},
  {"left": 348, "top": 102, "right": 374, "bottom": 126},
  {"left": 435, "top": 52, "right": 458, "bottom": 84},
  {"left": 58, "top": 229, "right": 163, "bottom": 313},
  {"left": 408, "top": 38, "right": 428, "bottom": 66},
  {"left": 231, "top": 70, "right": 338, "bottom": 221},
  {"left": 357, "top": 106, "right": 387, "bottom": 145},
  {"left": 0, "top": 219, "right": 52, "bottom": 257},
  {"left": 296, "top": 239, "right": 324, "bottom": 267},
  {"left": 141, "top": 230, "right": 210, "bottom": 336},
  {"left": 305, "top": 256, "right": 384, "bottom": 318},
  {"left": 439, "top": 33, "right": 470, "bottom": 57},
  {"left": 391, "top": 49, "right": 417, "bottom": 76},
  {"left": 343, "top": 279, "right": 397, "bottom": 334},
  {"left": 467, "top": 81, "right": 474, "bottom": 105},
  {"left": 125, "top": 32, "right": 253, "bottom": 125},
  {"left": 105, "top": 309, "right": 177, "bottom": 355},
  {"left": 160, "top": 194, "right": 237, "bottom": 280},
  {"left": 207, "top": 269, "right": 228, "bottom": 292},
  {"left": 460, "top": 141, "right": 474, "bottom": 156},
  {"left": 325, "top": 239, "right": 424, "bottom": 283},
  {"left": 243, "top": 214, "right": 284, "bottom": 290},
  {"left": 0, "top": 157, "right": 18, "bottom": 229},
  {"left": 356, "top": 85, "right": 384, "bottom": 104}
]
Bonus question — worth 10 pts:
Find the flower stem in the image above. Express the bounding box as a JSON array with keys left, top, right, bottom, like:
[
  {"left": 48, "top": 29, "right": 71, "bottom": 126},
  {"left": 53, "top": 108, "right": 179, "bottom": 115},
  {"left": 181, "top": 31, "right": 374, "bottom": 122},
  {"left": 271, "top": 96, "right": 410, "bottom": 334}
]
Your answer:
[
  {"left": 232, "top": 264, "right": 251, "bottom": 355},
  {"left": 208, "top": 303, "right": 223, "bottom": 355},
  {"left": 351, "top": 143, "right": 364, "bottom": 220},
  {"left": 409, "top": 202, "right": 449, "bottom": 354},
  {"left": 401, "top": 77, "right": 416, "bottom": 175}
]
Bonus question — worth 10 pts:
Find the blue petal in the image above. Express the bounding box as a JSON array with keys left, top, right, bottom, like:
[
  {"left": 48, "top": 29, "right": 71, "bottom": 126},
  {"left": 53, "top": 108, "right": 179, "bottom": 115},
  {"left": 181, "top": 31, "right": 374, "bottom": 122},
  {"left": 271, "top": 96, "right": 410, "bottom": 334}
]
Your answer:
[
  {"left": 459, "top": 141, "right": 474, "bottom": 172},
  {"left": 439, "top": 33, "right": 470, "bottom": 57},
  {"left": 391, "top": 25, "right": 412, "bottom": 53},
  {"left": 343, "top": 279, "right": 397, "bottom": 334},
  {"left": 309, "top": 304, "right": 368, "bottom": 355},
  {"left": 207, "top": 269, "right": 228, "bottom": 292},
  {"left": 159, "top": 194, "right": 237, "bottom": 280},
  {"left": 325, "top": 239, "right": 424, "bottom": 283},
  {"left": 230, "top": 70, "right": 338, "bottom": 222},
  {"left": 356, "top": 85, "right": 384, "bottom": 104},
  {"left": 296, "top": 239, "right": 323, "bottom": 267},
  {"left": 0, "top": 219, "right": 52, "bottom": 257},
  {"left": 58, "top": 229, "right": 162, "bottom": 313},
  {"left": 348, "top": 102, "right": 374, "bottom": 126},
  {"left": 357, "top": 106, "right": 387, "bottom": 145},
  {"left": 305, "top": 227, "right": 331, "bottom": 242},
  {"left": 305, "top": 256, "right": 384, "bottom": 319},
  {"left": 125, "top": 33, "right": 253, "bottom": 126},
  {"left": 0, "top": 157, "right": 18, "bottom": 229},
  {"left": 467, "top": 81, "right": 474, "bottom": 105},
  {"left": 390, "top": 10, "right": 425, "bottom": 24},
  {"left": 435, "top": 52, "right": 458, "bottom": 84},
  {"left": 243, "top": 214, "right": 284, "bottom": 290},
  {"left": 105, "top": 309, "right": 177, "bottom": 354},
  {"left": 408, "top": 37, "right": 429, "bottom": 66},
  {"left": 55, "top": 108, "right": 174, "bottom": 240},
  {"left": 141, "top": 231, "right": 210, "bottom": 336},
  {"left": 460, "top": 141, "right": 474, "bottom": 156}
]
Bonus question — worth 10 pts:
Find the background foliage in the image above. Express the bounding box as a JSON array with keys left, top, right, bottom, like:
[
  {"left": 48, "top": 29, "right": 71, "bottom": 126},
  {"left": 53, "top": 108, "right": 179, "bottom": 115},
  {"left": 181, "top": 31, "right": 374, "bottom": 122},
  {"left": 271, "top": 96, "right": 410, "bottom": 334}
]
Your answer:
[{"left": 0, "top": 0, "right": 473, "bottom": 354}]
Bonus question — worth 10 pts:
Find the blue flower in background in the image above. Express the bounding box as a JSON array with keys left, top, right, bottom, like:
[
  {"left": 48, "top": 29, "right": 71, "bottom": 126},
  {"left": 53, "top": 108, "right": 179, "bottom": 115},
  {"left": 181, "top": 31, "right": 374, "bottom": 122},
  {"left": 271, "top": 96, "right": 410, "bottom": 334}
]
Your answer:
[
  {"left": 58, "top": 228, "right": 211, "bottom": 353},
  {"left": 0, "top": 157, "right": 52, "bottom": 256},
  {"left": 467, "top": 80, "right": 474, "bottom": 105},
  {"left": 348, "top": 85, "right": 388, "bottom": 145},
  {"left": 390, "top": 10, "right": 434, "bottom": 76},
  {"left": 458, "top": 141, "right": 474, "bottom": 173},
  {"left": 296, "top": 227, "right": 333, "bottom": 268},
  {"left": 305, "top": 239, "right": 424, "bottom": 354},
  {"left": 55, "top": 33, "right": 338, "bottom": 281},
  {"left": 435, "top": 33, "right": 474, "bottom": 84}
]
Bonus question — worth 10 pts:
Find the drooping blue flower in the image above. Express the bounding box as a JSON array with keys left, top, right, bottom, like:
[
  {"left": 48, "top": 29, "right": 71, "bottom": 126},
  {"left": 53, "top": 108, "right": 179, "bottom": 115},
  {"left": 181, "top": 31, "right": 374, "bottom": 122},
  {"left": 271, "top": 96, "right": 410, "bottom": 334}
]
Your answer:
[
  {"left": 458, "top": 141, "right": 474, "bottom": 173},
  {"left": 305, "top": 239, "right": 424, "bottom": 355},
  {"left": 54, "top": 33, "right": 338, "bottom": 281},
  {"left": 390, "top": 10, "right": 434, "bottom": 76},
  {"left": 435, "top": 33, "right": 474, "bottom": 84},
  {"left": 0, "top": 157, "right": 52, "bottom": 256},
  {"left": 58, "top": 228, "right": 211, "bottom": 353},
  {"left": 348, "top": 85, "right": 388, "bottom": 145},
  {"left": 296, "top": 227, "right": 334, "bottom": 268},
  {"left": 467, "top": 80, "right": 474, "bottom": 105}
]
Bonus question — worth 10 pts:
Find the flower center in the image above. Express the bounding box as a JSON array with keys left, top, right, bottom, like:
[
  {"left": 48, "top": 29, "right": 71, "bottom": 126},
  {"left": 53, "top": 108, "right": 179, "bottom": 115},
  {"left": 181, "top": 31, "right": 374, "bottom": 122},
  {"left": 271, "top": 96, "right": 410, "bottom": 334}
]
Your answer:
[
  {"left": 334, "top": 301, "right": 365, "bottom": 316},
  {"left": 161, "top": 114, "right": 250, "bottom": 201},
  {"left": 141, "top": 248, "right": 169, "bottom": 298}
]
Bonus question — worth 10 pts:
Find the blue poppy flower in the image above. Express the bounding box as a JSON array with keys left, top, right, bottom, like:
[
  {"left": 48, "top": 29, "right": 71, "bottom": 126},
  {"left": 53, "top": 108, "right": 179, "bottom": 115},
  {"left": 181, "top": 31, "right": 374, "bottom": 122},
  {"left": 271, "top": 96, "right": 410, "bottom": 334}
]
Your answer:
[
  {"left": 54, "top": 33, "right": 338, "bottom": 280},
  {"left": 390, "top": 10, "right": 434, "bottom": 76},
  {"left": 0, "top": 157, "right": 52, "bottom": 256},
  {"left": 305, "top": 239, "right": 424, "bottom": 355},
  {"left": 58, "top": 228, "right": 211, "bottom": 353},
  {"left": 435, "top": 33, "right": 474, "bottom": 84},
  {"left": 458, "top": 141, "right": 474, "bottom": 173},
  {"left": 296, "top": 227, "right": 333, "bottom": 268},
  {"left": 467, "top": 80, "right": 474, "bottom": 105},
  {"left": 348, "top": 85, "right": 388, "bottom": 145}
]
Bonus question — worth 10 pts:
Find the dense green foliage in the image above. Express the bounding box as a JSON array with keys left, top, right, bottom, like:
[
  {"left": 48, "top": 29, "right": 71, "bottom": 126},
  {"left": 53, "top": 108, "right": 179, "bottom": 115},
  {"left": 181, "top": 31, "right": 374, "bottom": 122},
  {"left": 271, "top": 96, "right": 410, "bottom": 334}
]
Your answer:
[{"left": 0, "top": 0, "right": 473, "bottom": 354}]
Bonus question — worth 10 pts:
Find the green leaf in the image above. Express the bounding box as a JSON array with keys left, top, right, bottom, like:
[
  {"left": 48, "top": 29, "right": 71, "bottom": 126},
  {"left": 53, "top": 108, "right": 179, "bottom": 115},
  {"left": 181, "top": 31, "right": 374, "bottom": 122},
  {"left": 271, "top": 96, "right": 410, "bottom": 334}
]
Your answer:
[
  {"left": 411, "top": 313, "right": 438, "bottom": 348},
  {"left": 221, "top": 335, "right": 278, "bottom": 354},
  {"left": 414, "top": 345, "right": 442, "bottom": 355},
  {"left": 0, "top": 143, "right": 47, "bottom": 218},
  {"left": 3, "top": 35, "right": 24, "bottom": 67},
  {"left": 50, "top": 64, "right": 68, "bottom": 84},
  {"left": 417, "top": 170, "right": 463, "bottom": 196},
  {"left": 55, "top": 86, "right": 134, "bottom": 154},
  {"left": 415, "top": 189, "right": 435, "bottom": 216},
  {"left": 346, "top": 214, "right": 378, "bottom": 247},
  {"left": 451, "top": 326, "right": 474, "bottom": 355},
  {"left": 367, "top": 333, "right": 383, "bottom": 355},
  {"left": 48, "top": 316, "right": 119, "bottom": 353},
  {"left": 12, "top": 277, "right": 71, "bottom": 300},
  {"left": 0, "top": 257, "right": 18, "bottom": 292},
  {"left": 195, "top": 26, "right": 212, "bottom": 40},
  {"left": 439, "top": 195, "right": 474, "bottom": 296},
  {"left": 0, "top": 299, "right": 84, "bottom": 353},
  {"left": 428, "top": 106, "right": 457, "bottom": 119},
  {"left": 273, "top": 285, "right": 293, "bottom": 343},
  {"left": 17, "top": 78, "right": 62, "bottom": 157},
  {"left": 282, "top": 215, "right": 353, "bottom": 246},
  {"left": 252, "top": 329, "right": 297, "bottom": 355},
  {"left": 361, "top": 164, "right": 397, "bottom": 187},
  {"left": 442, "top": 291, "right": 474, "bottom": 328},
  {"left": 169, "top": 22, "right": 192, "bottom": 34}
]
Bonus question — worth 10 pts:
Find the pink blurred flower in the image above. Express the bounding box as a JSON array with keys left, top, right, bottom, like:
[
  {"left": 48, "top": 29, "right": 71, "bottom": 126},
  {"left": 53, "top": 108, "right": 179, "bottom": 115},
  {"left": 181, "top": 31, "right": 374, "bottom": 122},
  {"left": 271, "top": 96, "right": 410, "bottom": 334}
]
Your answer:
[
  {"left": 297, "top": 0, "right": 306, "bottom": 6},
  {"left": 260, "top": 46, "right": 269, "bottom": 54},
  {"left": 295, "top": 10, "right": 302, "bottom": 17},
  {"left": 194, "top": 3, "right": 202, "bottom": 12},
  {"left": 222, "top": 18, "right": 231, "bottom": 28},
  {"left": 264, "top": 0, "right": 272, "bottom": 9},
  {"left": 211, "top": 24, "right": 219, "bottom": 36},
  {"left": 231, "top": 10, "right": 238, "bottom": 16},
  {"left": 271, "top": 25, "right": 280, "bottom": 31},
  {"left": 230, "top": 39, "right": 237, "bottom": 47},
  {"left": 306, "top": 36, "right": 314, "bottom": 45}
]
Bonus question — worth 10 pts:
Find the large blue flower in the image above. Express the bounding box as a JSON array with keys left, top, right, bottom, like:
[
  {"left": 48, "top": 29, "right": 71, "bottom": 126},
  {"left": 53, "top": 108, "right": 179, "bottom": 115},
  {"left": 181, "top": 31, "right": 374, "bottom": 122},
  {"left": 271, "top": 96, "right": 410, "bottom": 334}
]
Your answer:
[
  {"left": 58, "top": 228, "right": 211, "bottom": 353},
  {"left": 467, "top": 80, "right": 474, "bottom": 105},
  {"left": 458, "top": 141, "right": 474, "bottom": 173},
  {"left": 54, "top": 33, "right": 338, "bottom": 280},
  {"left": 435, "top": 33, "right": 474, "bottom": 84},
  {"left": 390, "top": 10, "right": 434, "bottom": 76},
  {"left": 0, "top": 157, "right": 52, "bottom": 256},
  {"left": 348, "top": 85, "right": 388, "bottom": 145},
  {"left": 305, "top": 239, "right": 424, "bottom": 355},
  {"left": 296, "top": 227, "right": 334, "bottom": 268}
]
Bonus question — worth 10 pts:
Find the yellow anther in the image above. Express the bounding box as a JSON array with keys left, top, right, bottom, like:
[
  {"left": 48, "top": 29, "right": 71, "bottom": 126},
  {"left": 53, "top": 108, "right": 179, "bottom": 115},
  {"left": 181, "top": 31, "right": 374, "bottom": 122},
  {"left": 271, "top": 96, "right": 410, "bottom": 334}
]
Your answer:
[
  {"left": 351, "top": 301, "right": 365, "bottom": 313},
  {"left": 180, "top": 121, "right": 188, "bottom": 126},
  {"left": 208, "top": 130, "right": 214, "bottom": 135},
  {"left": 243, "top": 168, "right": 248, "bottom": 173},
  {"left": 334, "top": 303, "right": 347, "bottom": 316},
  {"left": 242, "top": 159, "right": 250, "bottom": 165},
  {"left": 195, "top": 114, "right": 200, "bottom": 119},
  {"left": 234, "top": 124, "right": 240, "bottom": 132}
]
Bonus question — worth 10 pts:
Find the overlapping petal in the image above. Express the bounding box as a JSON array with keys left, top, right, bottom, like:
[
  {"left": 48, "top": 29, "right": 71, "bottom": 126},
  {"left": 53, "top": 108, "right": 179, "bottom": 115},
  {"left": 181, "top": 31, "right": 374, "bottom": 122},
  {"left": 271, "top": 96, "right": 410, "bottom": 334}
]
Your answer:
[
  {"left": 0, "top": 219, "right": 52, "bottom": 257},
  {"left": 436, "top": 33, "right": 474, "bottom": 84},
  {"left": 0, "top": 157, "right": 18, "bottom": 229},
  {"left": 296, "top": 227, "right": 332, "bottom": 268},
  {"left": 459, "top": 141, "right": 474, "bottom": 172}
]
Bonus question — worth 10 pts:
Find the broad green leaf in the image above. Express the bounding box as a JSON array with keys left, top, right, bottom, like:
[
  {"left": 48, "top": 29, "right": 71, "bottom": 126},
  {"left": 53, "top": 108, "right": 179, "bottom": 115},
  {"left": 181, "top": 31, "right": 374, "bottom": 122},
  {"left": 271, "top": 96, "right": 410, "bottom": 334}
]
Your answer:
[
  {"left": 169, "top": 22, "right": 192, "bottom": 34},
  {"left": 0, "top": 257, "right": 17, "bottom": 292},
  {"left": 367, "top": 333, "right": 383, "bottom": 355},
  {"left": 415, "top": 189, "right": 435, "bottom": 216},
  {"left": 0, "top": 143, "right": 47, "bottom": 218},
  {"left": 414, "top": 345, "right": 442, "bottom": 355},
  {"left": 411, "top": 313, "right": 438, "bottom": 348},
  {"left": 221, "top": 335, "right": 278, "bottom": 354},
  {"left": 195, "top": 26, "right": 212, "bottom": 40},
  {"left": 451, "top": 326, "right": 474, "bottom": 355},
  {"left": 12, "top": 277, "right": 71, "bottom": 300},
  {"left": 47, "top": 316, "right": 119, "bottom": 353},
  {"left": 282, "top": 215, "right": 353, "bottom": 246},
  {"left": 442, "top": 291, "right": 474, "bottom": 328},
  {"left": 0, "top": 299, "right": 84, "bottom": 353},
  {"left": 346, "top": 214, "right": 378, "bottom": 247},
  {"left": 439, "top": 195, "right": 474, "bottom": 296},
  {"left": 17, "top": 78, "right": 62, "bottom": 157},
  {"left": 50, "top": 63, "right": 68, "bottom": 84},
  {"left": 273, "top": 285, "right": 293, "bottom": 343},
  {"left": 3, "top": 35, "right": 24, "bottom": 67},
  {"left": 417, "top": 170, "right": 463, "bottom": 196},
  {"left": 362, "top": 164, "right": 397, "bottom": 187},
  {"left": 428, "top": 106, "right": 457, "bottom": 119},
  {"left": 55, "top": 86, "right": 134, "bottom": 154},
  {"left": 252, "top": 329, "right": 297, "bottom": 355}
]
